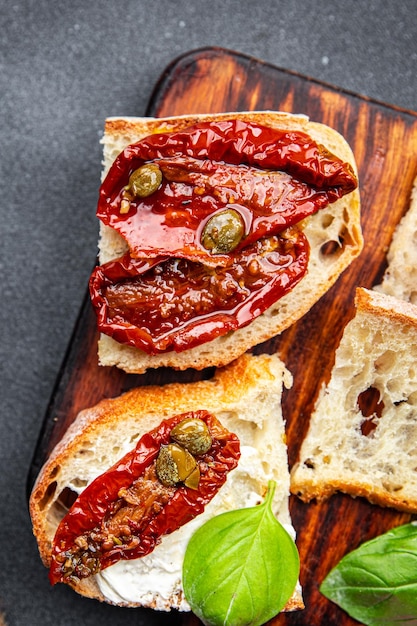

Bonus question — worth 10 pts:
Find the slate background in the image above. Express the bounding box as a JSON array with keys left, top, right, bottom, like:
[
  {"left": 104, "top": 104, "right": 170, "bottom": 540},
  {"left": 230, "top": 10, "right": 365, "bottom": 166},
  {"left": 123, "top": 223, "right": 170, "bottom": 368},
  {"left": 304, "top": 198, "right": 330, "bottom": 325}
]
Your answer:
[{"left": 1, "top": 1, "right": 416, "bottom": 624}]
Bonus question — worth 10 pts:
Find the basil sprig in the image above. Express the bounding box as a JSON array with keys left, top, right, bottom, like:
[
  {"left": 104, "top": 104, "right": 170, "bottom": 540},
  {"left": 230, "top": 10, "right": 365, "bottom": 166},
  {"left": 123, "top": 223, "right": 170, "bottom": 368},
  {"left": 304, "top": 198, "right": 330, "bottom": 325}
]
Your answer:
[
  {"left": 320, "top": 523, "right": 417, "bottom": 625},
  {"left": 182, "top": 480, "right": 300, "bottom": 626}
]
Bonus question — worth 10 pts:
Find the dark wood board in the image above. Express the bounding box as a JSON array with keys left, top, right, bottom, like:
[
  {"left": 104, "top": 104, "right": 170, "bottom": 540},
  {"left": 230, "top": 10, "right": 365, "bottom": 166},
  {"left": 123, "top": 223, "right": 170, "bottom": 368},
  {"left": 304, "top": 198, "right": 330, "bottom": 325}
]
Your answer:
[{"left": 28, "top": 47, "right": 417, "bottom": 625}]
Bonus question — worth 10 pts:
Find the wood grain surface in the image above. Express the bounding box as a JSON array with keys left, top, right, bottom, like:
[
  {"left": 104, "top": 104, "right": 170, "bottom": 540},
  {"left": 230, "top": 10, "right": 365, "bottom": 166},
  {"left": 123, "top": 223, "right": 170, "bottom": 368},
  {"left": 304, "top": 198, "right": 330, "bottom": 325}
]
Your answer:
[{"left": 28, "top": 47, "right": 417, "bottom": 625}]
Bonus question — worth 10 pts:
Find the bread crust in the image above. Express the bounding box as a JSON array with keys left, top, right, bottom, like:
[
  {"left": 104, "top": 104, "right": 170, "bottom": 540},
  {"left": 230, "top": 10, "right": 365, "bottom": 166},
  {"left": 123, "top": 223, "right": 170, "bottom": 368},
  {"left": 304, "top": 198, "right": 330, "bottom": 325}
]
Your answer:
[
  {"left": 293, "top": 477, "right": 417, "bottom": 513},
  {"left": 96, "top": 111, "right": 363, "bottom": 373},
  {"left": 357, "top": 283, "right": 417, "bottom": 327},
  {"left": 30, "top": 354, "right": 303, "bottom": 611}
]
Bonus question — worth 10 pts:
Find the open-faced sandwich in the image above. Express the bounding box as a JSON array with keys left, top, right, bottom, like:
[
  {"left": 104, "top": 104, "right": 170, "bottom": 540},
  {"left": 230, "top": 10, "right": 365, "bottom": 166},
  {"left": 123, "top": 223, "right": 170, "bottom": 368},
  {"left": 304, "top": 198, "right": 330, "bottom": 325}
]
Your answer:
[
  {"left": 29, "top": 354, "right": 303, "bottom": 620},
  {"left": 89, "top": 111, "right": 363, "bottom": 373}
]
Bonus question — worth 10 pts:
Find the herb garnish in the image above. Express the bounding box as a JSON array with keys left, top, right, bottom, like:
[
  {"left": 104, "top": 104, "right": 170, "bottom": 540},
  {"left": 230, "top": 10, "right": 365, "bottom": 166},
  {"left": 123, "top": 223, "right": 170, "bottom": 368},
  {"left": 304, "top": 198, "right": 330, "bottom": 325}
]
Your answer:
[
  {"left": 182, "top": 480, "right": 300, "bottom": 626},
  {"left": 320, "top": 523, "right": 417, "bottom": 625}
]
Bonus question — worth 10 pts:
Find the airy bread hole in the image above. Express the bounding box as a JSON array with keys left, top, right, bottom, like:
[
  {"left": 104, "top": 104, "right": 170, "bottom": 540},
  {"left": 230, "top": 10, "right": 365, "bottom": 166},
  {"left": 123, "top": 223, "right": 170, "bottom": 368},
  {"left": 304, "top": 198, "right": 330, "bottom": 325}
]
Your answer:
[
  {"left": 381, "top": 479, "right": 404, "bottom": 493},
  {"left": 69, "top": 477, "right": 88, "bottom": 489},
  {"left": 129, "top": 433, "right": 140, "bottom": 444},
  {"left": 334, "top": 364, "right": 356, "bottom": 378},
  {"left": 217, "top": 410, "right": 239, "bottom": 423},
  {"left": 374, "top": 350, "right": 396, "bottom": 373},
  {"left": 357, "top": 386, "right": 384, "bottom": 436},
  {"left": 321, "top": 214, "right": 335, "bottom": 228},
  {"left": 319, "top": 222, "right": 357, "bottom": 263},
  {"left": 38, "top": 480, "right": 57, "bottom": 512},
  {"left": 269, "top": 303, "right": 288, "bottom": 317},
  {"left": 48, "top": 466, "right": 60, "bottom": 480},
  {"left": 387, "top": 377, "right": 404, "bottom": 395},
  {"left": 57, "top": 486, "right": 78, "bottom": 511},
  {"left": 261, "top": 461, "right": 272, "bottom": 475},
  {"left": 46, "top": 486, "right": 79, "bottom": 527},
  {"left": 319, "top": 238, "right": 343, "bottom": 259},
  {"left": 355, "top": 324, "right": 372, "bottom": 343},
  {"left": 303, "top": 458, "right": 315, "bottom": 470},
  {"left": 76, "top": 444, "right": 95, "bottom": 459}
]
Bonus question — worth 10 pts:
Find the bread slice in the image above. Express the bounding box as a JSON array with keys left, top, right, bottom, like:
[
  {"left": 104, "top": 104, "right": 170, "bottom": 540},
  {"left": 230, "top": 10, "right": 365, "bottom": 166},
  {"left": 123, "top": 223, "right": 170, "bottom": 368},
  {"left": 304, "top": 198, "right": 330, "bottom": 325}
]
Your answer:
[
  {"left": 29, "top": 353, "right": 303, "bottom": 612},
  {"left": 374, "top": 175, "right": 417, "bottom": 304},
  {"left": 290, "top": 287, "right": 417, "bottom": 512},
  {"left": 95, "top": 111, "right": 363, "bottom": 373}
]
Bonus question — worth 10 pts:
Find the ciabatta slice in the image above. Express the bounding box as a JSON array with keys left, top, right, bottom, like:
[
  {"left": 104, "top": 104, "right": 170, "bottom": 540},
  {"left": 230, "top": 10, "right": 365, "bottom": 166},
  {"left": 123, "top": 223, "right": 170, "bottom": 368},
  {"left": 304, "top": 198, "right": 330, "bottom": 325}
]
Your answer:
[
  {"left": 291, "top": 287, "right": 417, "bottom": 513},
  {"left": 374, "top": 175, "right": 417, "bottom": 304},
  {"left": 30, "top": 354, "right": 303, "bottom": 612},
  {"left": 95, "top": 111, "right": 362, "bottom": 373}
]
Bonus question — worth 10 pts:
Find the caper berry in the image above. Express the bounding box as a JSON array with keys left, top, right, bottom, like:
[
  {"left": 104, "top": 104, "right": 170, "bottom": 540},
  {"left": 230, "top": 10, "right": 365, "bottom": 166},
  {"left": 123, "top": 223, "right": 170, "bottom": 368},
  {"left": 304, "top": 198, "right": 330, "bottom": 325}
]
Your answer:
[
  {"left": 171, "top": 418, "right": 213, "bottom": 456},
  {"left": 127, "top": 163, "right": 162, "bottom": 198},
  {"left": 201, "top": 208, "right": 245, "bottom": 254},
  {"left": 156, "top": 443, "right": 198, "bottom": 488}
]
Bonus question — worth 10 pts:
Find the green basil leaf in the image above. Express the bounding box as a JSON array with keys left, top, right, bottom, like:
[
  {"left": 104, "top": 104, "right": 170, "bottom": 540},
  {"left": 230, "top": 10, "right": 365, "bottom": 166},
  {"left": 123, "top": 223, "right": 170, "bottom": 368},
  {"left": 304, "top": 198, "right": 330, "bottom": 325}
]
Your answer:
[
  {"left": 182, "top": 480, "right": 300, "bottom": 626},
  {"left": 320, "top": 523, "right": 417, "bottom": 625}
]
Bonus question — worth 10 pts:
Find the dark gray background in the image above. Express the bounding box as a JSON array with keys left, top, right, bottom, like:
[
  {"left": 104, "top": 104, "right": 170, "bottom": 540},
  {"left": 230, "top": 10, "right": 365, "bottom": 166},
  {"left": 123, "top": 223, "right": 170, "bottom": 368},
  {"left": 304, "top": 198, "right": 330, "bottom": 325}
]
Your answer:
[{"left": 1, "top": 1, "right": 416, "bottom": 625}]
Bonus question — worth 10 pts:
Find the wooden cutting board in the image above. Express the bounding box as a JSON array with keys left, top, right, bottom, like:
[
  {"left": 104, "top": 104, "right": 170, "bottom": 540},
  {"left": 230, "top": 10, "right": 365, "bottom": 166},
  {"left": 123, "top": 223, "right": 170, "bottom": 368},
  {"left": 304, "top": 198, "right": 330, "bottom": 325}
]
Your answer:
[{"left": 28, "top": 47, "right": 417, "bottom": 625}]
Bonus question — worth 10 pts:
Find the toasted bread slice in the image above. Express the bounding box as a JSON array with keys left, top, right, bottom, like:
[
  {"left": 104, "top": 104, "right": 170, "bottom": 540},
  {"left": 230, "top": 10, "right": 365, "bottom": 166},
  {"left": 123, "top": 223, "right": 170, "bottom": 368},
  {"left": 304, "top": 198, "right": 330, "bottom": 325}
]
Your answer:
[
  {"left": 291, "top": 287, "right": 417, "bottom": 512},
  {"left": 94, "top": 111, "right": 362, "bottom": 373},
  {"left": 30, "top": 354, "right": 303, "bottom": 612}
]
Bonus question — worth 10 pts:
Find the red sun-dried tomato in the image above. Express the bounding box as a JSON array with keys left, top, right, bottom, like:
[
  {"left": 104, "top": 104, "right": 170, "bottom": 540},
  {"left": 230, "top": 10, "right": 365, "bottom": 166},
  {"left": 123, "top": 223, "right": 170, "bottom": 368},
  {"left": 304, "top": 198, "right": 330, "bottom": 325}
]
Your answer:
[
  {"left": 49, "top": 411, "right": 240, "bottom": 585},
  {"left": 97, "top": 120, "right": 357, "bottom": 265},
  {"left": 89, "top": 228, "right": 309, "bottom": 354}
]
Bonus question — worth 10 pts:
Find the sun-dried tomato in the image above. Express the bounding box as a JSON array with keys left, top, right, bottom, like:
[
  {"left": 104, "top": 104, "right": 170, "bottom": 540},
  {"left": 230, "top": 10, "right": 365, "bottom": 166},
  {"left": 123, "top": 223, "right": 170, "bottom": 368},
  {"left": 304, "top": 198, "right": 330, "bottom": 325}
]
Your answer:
[
  {"left": 49, "top": 411, "right": 240, "bottom": 584},
  {"left": 89, "top": 228, "right": 309, "bottom": 354},
  {"left": 97, "top": 120, "right": 357, "bottom": 265}
]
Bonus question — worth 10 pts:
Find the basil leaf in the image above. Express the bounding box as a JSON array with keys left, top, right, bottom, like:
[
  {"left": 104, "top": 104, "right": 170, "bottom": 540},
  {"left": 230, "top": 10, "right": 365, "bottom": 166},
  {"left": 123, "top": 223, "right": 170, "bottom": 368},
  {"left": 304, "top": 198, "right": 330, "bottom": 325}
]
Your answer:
[
  {"left": 320, "top": 523, "right": 417, "bottom": 625},
  {"left": 182, "top": 480, "right": 300, "bottom": 626}
]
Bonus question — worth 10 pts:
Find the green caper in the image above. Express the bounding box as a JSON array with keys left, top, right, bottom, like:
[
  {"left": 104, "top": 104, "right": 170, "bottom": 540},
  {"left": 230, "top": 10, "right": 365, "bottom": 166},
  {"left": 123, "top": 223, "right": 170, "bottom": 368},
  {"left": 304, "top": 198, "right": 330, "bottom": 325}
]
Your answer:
[
  {"left": 156, "top": 443, "right": 199, "bottom": 489},
  {"left": 201, "top": 208, "right": 245, "bottom": 254},
  {"left": 127, "top": 163, "right": 162, "bottom": 198},
  {"left": 171, "top": 418, "right": 213, "bottom": 456},
  {"left": 183, "top": 465, "right": 201, "bottom": 490},
  {"left": 155, "top": 445, "right": 179, "bottom": 487}
]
